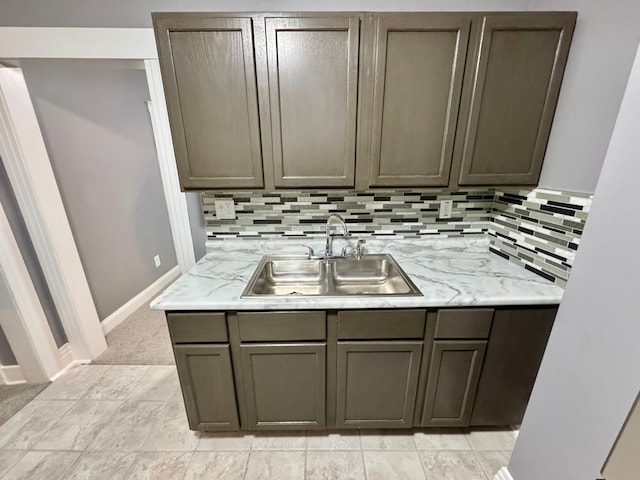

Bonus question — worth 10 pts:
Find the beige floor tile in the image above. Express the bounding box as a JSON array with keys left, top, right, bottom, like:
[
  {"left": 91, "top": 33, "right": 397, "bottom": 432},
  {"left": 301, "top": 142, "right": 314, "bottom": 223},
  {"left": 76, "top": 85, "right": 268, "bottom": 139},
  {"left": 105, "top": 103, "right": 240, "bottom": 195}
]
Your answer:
[
  {"left": 197, "top": 432, "right": 254, "bottom": 451},
  {"left": 141, "top": 401, "right": 200, "bottom": 451},
  {"left": 0, "top": 451, "right": 26, "bottom": 477},
  {"left": 475, "top": 450, "right": 511, "bottom": 479},
  {"left": 184, "top": 451, "right": 249, "bottom": 480},
  {"left": 363, "top": 451, "right": 427, "bottom": 480},
  {"left": 306, "top": 451, "right": 366, "bottom": 480},
  {"left": 65, "top": 452, "right": 137, "bottom": 480},
  {"left": 421, "top": 450, "right": 486, "bottom": 480},
  {"left": 36, "top": 365, "right": 109, "bottom": 400},
  {"left": 127, "top": 452, "right": 192, "bottom": 480},
  {"left": 0, "top": 400, "right": 74, "bottom": 449},
  {"left": 82, "top": 366, "right": 151, "bottom": 400},
  {"left": 252, "top": 431, "right": 307, "bottom": 450},
  {"left": 466, "top": 428, "right": 516, "bottom": 451},
  {"left": 360, "top": 429, "right": 417, "bottom": 450},
  {"left": 32, "top": 400, "right": 122, "bottom": 451},
  {"left": 1, "top": 451, "right": 80, "bottom": 480},
  {"left": 306, "top": 431, "right": 361, "bottom": 450},
  {"left": 129, "top": 366, "right": 181, "bottom": 401},
  {"left": 414, "top": 428, "right": 471, "bottom": 450},
  {"left": 245, "top": 451, "right": 305, "bottom": 480},
  {"left": 87, "top": 401, "right": 165, "bottom": 451}
]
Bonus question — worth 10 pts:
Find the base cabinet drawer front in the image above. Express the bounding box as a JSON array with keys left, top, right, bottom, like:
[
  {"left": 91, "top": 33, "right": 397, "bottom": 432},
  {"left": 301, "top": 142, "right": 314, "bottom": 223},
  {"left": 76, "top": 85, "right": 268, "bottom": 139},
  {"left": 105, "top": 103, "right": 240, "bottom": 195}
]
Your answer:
[
  {"left": 237, "top": 311, "right": 326, "bottom": 342},
  {"left": 336, "top": 341, "right": 422, "bottom": 428},
  {"left": 167, "top": 312, "right": 228, "bottom": 343},
  {"left": 337, "top": 310, "right": 426, "bottom": 339},
  {"left": 240, "top": 343, "right": 326, "bottom": 429},
  {"left": 435, "top": 309, "right": 494, "bottom": 339},
  {"left": 174, "top": 344, "right": 239, "bottom": 431},
  {"left": 422, "top": 340, "right": 487, "bottom": 427}
]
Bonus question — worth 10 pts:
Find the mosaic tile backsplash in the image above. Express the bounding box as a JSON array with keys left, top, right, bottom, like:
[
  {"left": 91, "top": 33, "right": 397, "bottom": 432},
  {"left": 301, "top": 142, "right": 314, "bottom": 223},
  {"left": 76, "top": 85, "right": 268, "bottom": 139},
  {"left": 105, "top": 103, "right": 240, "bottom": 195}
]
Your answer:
[
  {"left": 202, "top": 187, "right": 592, "bottom": 286},
  {"left": 202, "top": 190, "right": 494, "bottom": 239},
  {"left": 488, "top": 188, "right": 592, "bottom": 287}
]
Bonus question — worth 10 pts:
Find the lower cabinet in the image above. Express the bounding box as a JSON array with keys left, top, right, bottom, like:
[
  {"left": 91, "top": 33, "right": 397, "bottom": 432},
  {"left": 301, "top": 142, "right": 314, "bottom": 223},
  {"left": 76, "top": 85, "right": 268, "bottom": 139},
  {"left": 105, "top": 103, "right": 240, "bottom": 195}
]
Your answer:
[
  {"left": 174, "top": 344, "right": 239, "bottom": 431},
  {"left": 240, "top": 343, "right": 326, "bottom": 429},
  {"left": 421, "top": 340, "right": 487, "bottom": 427},
  {"left": 167, "top": 306, "right": 556, "bottom": 431},
  {"left": 336, "top": 341, "right": 422, "bottom": 428}
]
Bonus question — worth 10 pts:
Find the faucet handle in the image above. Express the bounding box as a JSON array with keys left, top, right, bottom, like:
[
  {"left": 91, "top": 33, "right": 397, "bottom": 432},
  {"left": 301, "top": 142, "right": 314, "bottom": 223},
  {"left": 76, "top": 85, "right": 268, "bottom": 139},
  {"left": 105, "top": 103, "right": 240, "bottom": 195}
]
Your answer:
[
  {"left": 356, "top": 239, "right": 366, "bottom": 259},
  {"left": 301, "top": 245, "right": 316, "bottom": 259}
]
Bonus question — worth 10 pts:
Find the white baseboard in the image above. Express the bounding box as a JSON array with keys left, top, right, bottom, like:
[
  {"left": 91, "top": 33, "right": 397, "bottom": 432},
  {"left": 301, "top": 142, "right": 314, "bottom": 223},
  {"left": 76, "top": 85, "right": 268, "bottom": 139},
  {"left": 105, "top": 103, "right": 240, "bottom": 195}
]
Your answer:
[
  {"left": 101, "top": 266, "right": 179, "bottom": 335},
  {"left": 0, "top": 365, "right": 26, "bottom": 385},
  {"left": 495, "top": 467, "right": 514, "bottom": 480}
]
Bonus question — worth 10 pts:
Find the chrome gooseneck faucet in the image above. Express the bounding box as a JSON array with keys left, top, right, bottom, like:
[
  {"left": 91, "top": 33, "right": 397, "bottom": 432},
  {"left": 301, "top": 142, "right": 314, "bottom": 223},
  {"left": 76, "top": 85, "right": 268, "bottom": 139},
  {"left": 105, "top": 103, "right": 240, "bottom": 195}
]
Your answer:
[{"left": 324, "top": 214, "right": 350, "bottom": 258}]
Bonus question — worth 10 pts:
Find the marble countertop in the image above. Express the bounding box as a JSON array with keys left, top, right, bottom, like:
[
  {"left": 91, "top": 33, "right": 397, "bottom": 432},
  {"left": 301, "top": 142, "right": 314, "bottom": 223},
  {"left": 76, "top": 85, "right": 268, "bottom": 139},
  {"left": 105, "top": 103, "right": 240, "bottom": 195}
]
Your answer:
[{"left": 150, "top": 237, "right": 564, "bottom": 311}]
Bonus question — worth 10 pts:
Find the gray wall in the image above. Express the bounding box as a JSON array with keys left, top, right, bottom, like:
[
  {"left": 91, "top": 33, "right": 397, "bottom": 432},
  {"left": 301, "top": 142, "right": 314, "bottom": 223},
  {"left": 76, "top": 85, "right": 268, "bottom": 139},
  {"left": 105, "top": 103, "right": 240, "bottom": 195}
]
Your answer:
[
  {"left": 533, "top": 0, "right": 640, "bottom": 193},
  {"left": 0, "top": 158, "right": 66, "bottom": 347},
  {"left": 508, "top": 43, "right": 640, "bottom": 480},
  {"left": 0, "top": 325, "right": 17, "bottom": 366},
  {"left": 0, "top": 0, "right": 530, "bottom": 27},
  {"left": 21, "top": 60, "right": 177, "bottom": 320}
]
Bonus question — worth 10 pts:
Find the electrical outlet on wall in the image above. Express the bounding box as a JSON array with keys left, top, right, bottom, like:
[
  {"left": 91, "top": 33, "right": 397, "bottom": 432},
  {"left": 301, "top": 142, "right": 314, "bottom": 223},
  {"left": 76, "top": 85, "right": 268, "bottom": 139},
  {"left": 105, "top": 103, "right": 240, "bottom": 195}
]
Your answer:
[
  {"left": 154, "top": 255, "right": 161, "bottom": 268},
  {"left": 215, "top": 199, "right": 236, "bottom": 220},
  {"left": 439, "top": 200, "right": 453, "bottom": 219}
]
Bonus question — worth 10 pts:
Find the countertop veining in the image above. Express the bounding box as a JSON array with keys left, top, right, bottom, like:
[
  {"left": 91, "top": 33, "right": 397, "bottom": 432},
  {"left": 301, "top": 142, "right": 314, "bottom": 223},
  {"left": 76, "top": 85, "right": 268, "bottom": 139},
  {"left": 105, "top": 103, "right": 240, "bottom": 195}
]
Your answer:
[{"left": 150, "top": 237, "right": 563, "bottom": 311}]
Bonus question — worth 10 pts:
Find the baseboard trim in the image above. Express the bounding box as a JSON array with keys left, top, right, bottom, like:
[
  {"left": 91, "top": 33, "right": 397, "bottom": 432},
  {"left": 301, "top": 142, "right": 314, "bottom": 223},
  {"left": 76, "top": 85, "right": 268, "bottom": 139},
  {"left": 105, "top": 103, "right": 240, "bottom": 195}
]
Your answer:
[
  {"left": 101, "top": 265, "right": 179, "bottom": 335},
  {"left": 495, "top": 467, "right": 514, "bottom": 480},
  {"left": 0, "top": 365, "right": 26, "bottom": 385}
]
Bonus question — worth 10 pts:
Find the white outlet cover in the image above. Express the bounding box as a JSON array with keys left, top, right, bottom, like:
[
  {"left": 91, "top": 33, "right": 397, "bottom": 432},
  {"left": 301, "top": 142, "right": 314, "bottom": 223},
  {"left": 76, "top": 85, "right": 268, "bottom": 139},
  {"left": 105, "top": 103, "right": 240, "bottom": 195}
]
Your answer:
[
  {"left": 215, "top": 199, "right": 236, "bottom": 220},
  {"left": 439, "top": 200, "right": 453, "bottom": 219},
  {"left": 153, "top": 255, "right": 161, "bottom": 267}
]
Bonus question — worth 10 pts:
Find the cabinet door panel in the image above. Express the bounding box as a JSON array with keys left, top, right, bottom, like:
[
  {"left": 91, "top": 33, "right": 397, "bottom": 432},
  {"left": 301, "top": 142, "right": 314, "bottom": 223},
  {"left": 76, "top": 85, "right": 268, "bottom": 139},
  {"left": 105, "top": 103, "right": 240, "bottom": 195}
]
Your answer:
[
  {"left": 154, "top": 15, "right": 264, "bottom": 189},
  {"left": 471, "top": 307, "right": 556, "bottom": 426},
  {"left": 369, "top": 14, "right": 471, "bottom": 187},
  {"left": 174, "top": 344, "right": 239, "bottom": 431},
  {"left": 336, "top": 341, "right": 422, "bottom": 428},
  {"left": 422, "top": 340, "right": 486, "bottom": 427},
  {"left": 265, "top": 16, "right": 360, "bottom": 187},
  {"left": 458, "top": 13, "right": 576, "bottom": 185},
  {"left": 241, "top": 343, "right": 326, "bottom": 429}
]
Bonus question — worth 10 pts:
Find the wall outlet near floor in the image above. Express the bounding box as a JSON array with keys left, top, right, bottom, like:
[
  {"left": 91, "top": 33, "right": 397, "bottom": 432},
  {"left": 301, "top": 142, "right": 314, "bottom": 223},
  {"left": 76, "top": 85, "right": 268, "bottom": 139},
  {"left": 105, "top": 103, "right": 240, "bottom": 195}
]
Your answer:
[
  {"left": 439, "top": 200, "right": 453, "bottom": 219},
  {"left": 215, "top": 199, "right": 236, "bottom": 220},
  {"left": 154, "top": 255, "right": 161, "bottom": 268}
]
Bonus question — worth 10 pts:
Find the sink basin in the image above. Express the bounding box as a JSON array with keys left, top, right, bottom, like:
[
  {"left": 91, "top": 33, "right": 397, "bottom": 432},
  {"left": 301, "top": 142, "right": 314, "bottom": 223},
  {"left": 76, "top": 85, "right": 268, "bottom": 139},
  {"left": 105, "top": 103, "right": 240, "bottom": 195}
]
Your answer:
[
  {"left": 242, "top": 254, "right": 422, "bottom": 297},
  {"left": 246, "top": 258, "right": 329, "bottom": 296}
]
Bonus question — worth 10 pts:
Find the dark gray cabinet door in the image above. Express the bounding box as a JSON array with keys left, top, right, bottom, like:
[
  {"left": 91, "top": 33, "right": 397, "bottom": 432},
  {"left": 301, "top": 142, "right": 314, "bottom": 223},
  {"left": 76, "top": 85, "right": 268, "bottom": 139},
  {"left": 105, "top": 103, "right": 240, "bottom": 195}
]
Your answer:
[
  {"left": 368, "top": 14, "right": 471, "bottom": 187},
  {"left": 336, "top": 341, "right": 422, "bottom": 428},
  {"left": 263, "top": 15, "right": 361, "bottom": 188},
  {"left": 240, "top": 343, "right": 326, "bottom": 429},
  {"left": 154, "top": 14, "right": 264, "bottom": 189},
  {"left": 471, "top": 307, "right": 557, "bottom": 426},
  {"left": 174, "top": 344, "right": 239, "bottom": 431},
  {"left": 422, "top": 340, "right": 487, "bottom": 427},
  {"left": 457, "top": 13, "right": 576, "bottom": 185}
]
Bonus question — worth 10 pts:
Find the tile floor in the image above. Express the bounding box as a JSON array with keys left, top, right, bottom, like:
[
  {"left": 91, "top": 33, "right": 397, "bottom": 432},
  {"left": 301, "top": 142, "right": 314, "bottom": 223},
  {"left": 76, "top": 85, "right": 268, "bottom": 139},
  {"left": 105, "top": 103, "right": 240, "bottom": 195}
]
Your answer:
[{"left": 0, "top": 365, "right": 514, "bottom": 479}]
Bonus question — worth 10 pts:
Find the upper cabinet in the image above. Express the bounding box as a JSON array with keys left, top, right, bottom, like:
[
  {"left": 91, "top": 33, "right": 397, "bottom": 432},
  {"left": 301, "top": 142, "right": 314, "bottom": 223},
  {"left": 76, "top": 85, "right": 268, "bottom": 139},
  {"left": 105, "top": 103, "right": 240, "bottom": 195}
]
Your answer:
[
  {"left": 262, "top": 16, "right": 361, "bottom": 188},
  {"left": 153, "top": 11, "right": 576, "bottom": 191},
  {"left": 153, "top": 14, "right": 264, "bottom": 189},
  {"left": 367, "top": 14, "right": 471, "bottom": 187},
  {"left": 455, "top": 13, "right": 576, "bottom": 185}
]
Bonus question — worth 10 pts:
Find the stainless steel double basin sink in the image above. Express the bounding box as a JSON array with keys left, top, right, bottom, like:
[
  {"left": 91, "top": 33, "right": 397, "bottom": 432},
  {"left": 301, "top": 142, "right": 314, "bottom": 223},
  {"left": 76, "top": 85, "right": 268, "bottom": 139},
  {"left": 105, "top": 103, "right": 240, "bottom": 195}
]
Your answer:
[{"left": 241, "top": 253, "right": 422, "bottom": 297}]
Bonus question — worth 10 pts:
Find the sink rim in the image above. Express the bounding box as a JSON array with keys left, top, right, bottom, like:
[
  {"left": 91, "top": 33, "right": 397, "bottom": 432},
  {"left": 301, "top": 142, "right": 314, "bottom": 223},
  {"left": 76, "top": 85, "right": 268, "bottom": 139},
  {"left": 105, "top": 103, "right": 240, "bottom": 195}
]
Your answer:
[{"left": 241, "top": 253, "right": 423, "bottom": 298}]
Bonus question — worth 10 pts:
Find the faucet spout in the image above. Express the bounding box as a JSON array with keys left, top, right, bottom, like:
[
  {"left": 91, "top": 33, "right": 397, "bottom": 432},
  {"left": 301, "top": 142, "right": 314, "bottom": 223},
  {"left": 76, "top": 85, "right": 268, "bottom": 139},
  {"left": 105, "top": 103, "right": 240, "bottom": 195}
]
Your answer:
[{"left": 324, "top": 214, "right": 349, "bottom": 258}]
